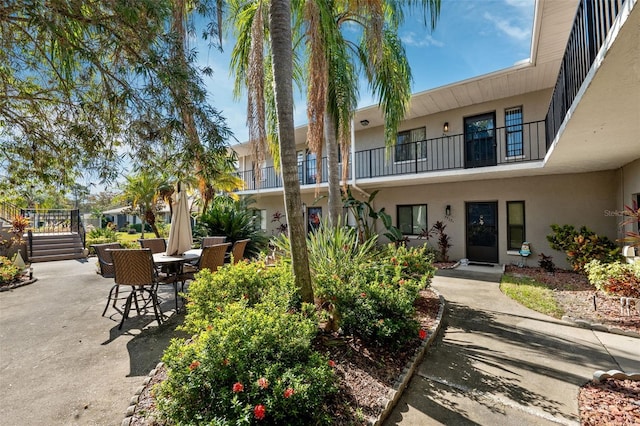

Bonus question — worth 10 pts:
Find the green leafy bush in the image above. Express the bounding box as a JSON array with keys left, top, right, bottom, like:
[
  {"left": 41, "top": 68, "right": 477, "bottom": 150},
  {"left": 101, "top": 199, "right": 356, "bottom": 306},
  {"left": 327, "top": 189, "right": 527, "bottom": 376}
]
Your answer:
[
  {"left": 306, "top": 219, "right": 378, "bottom": 281},
  {"left": 546, "top": 224, "right": 621, "bottom": 272},
  {"left": 157, "top": 302, "right": 337, "bottom": 425},
  {"left": 86, "top": 227, "right": 118, "bottom": 252},
  {"left": 198, "top": 196, "right": 268, "bottom": 258},
  {"left": 182, "top": 260, "right": 297, "bottom": 334},
  {"left": 315, "top": 243, "right": 435, "bottom": 346},
  {"left": 584, "top": 260, "right": 640, "bottom": 298},
  {"left": 0, "top": 256, "right": 21, "bottom": 283}
]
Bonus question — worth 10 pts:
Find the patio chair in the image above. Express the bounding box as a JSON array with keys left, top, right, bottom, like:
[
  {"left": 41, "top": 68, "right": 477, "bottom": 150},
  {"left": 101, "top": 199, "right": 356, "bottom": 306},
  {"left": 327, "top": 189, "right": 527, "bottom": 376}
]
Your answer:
[
  {"left": 227, "top": 238, "right": 251, "bottom": 264},
  {"left": 138, "top": 238, "right": 167, "bottom": 254},
  {"left": 92, "top": 242, "right": 123, "bottom": 278},
  {"left": 107, "top": 248, "right": 163, "bottom": 330},
  {"left": 181, "top": 243, "right": 231, "bottom": 281},
  {"left": 202, "top": 236, "right": 227, "bottom": 247}
]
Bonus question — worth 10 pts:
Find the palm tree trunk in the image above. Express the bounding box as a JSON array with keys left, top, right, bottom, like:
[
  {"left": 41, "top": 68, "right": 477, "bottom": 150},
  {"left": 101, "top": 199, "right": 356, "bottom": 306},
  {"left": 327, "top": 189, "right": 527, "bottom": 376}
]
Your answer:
[
  {"left": 269, "top": 0, "right": 314, "bottom": 304},
  {"left": 325, "top": 112, "right": 342, "bottom": 225}
]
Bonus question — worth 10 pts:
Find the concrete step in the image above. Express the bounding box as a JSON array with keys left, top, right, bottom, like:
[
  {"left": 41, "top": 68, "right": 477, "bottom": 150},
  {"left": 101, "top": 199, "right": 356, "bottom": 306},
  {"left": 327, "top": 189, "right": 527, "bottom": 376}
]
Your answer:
[
  {"left": 28, "top": 233, "right": 86, "bottom": 263},
  {"left": 29, "top": 253, "right": 87, "bottom": 262}
]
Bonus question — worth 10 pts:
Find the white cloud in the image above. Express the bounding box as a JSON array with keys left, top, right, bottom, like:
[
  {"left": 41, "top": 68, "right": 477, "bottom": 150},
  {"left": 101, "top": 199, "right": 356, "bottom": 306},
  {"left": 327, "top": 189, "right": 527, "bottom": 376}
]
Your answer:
[
  {"left": 401, "top": 32, "right": 444, "bottom": 48},
  {"left": 482, "top": 11, "right": 530, "bottom": 41}
]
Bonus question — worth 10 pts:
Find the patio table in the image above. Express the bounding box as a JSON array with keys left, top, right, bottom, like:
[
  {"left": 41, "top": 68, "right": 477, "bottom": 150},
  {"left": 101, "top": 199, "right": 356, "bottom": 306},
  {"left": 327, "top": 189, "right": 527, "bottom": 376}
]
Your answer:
[{"left": 152, "top": 249, "right": 202, "bottom": 311}]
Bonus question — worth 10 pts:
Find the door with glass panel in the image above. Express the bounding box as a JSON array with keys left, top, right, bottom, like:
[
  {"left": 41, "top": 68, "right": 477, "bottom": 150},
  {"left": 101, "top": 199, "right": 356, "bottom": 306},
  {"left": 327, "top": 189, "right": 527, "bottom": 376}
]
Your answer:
[
  {"left": 465, "top": 201, "right": 498, "bottom": 263},
  {"left": 464, "top": 113, "right": 497, "bottom": 168}
]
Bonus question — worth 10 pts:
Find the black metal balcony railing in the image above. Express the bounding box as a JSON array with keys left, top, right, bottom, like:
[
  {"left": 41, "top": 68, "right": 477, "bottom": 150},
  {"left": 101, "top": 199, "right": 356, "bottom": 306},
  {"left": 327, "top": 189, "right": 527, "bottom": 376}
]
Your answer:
[
  {"left": 237, "top": 121, "right": 546, "bottom": 190},
  {"left": 238, "top": 0, "right": 629, "bottom": 191},
  {"left": 19, "top": 208, "right": 84, "bottom": 236},
  {"left": 545, "top": 0, "right": 626, "bottom": 146}
]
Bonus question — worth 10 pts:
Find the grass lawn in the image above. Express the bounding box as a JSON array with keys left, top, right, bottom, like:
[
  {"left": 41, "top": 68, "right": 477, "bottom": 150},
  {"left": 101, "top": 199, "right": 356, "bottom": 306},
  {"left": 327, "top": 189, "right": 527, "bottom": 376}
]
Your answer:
[{"left": 500, "top": 274, "right": 564, "bottom": 318}]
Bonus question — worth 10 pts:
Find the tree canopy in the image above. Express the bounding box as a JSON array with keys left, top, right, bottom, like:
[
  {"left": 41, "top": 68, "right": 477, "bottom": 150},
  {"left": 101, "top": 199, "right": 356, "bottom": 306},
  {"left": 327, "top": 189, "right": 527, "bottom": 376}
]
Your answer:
[{"left": 1, "top": 0, "right": 233, "bottom": 193}]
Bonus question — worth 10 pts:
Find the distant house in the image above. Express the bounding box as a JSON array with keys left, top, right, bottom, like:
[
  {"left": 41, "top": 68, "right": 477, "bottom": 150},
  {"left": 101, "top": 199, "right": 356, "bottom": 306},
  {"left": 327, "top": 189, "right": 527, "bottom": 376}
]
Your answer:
[
  {"left": 232, "top": 0, "right": 639, "bottom": 270},
  {"left": 102, "top": 206, "right": 142, "bottom": 230},
  {"left": 102, "top": 198, "right": 198, "bottom": 230}
]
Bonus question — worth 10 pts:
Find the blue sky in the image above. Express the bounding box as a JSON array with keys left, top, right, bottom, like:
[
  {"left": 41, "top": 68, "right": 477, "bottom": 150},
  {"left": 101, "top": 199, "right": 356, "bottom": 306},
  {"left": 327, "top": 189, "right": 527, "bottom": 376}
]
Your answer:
[{"left": 198, "top": 0, "right": 535, "bottom": 145}]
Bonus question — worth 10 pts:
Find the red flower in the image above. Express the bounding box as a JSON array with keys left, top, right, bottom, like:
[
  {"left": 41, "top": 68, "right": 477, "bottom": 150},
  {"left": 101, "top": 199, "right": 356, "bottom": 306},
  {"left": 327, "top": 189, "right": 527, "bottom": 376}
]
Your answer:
[
  {"left": 418, "top": 329, "right": 427, "bottom": 340},
  {"left": 222, "top": 359, "right": 229, "bottom": 366},
  {"left": 398, "top": 279, "right": 405, "bottom": 285},
  {"left": 360, "top": 292, "right": 366, "bottom": 298},
  {"left": 328, "top": 360, "right": 336, "bottom": 368},
  {"left": 283, "top": 388, "right": 295, "bottom": 398},
  {"left": 257, "top": 377, "right": 269, "bottom": 389},
  {"left": 391, "top": 257, "right": 397, "bottom": 264},
  {"left": 254, "top": 404, "right": 266, "bottom": 420},
  {"left": 232, "top": 382, "right": 244, "bottom": 393},
  {"left": 189, "top": 360, "right": 200, "bottom": 371}
]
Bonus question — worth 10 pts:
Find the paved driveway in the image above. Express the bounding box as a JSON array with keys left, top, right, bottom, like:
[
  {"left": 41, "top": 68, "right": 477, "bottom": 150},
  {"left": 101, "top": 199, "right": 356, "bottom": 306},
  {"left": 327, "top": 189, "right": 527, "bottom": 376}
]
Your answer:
[{"left": 0, "top": 259, "right": 186, "bottom": 426}]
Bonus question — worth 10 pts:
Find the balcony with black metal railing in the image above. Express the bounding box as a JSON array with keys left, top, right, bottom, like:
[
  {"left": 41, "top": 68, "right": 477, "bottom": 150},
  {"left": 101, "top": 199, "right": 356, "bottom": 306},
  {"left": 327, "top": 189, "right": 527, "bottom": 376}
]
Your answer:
[{"left": 236, "top": 120, "right": 547, "bottom": 191}]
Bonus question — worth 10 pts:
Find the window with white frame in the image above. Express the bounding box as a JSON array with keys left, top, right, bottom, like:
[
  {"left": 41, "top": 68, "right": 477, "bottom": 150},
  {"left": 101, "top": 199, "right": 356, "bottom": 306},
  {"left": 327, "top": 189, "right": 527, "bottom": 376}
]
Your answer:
[
  {"left": 395, "top": 127, "right": 426, "bottom": 162},
  {"left": 397, "top": 204, "right": 427, "bottom": 235},
  {"left": 505, "top": 107, "right": 523, "bottom": 157}
]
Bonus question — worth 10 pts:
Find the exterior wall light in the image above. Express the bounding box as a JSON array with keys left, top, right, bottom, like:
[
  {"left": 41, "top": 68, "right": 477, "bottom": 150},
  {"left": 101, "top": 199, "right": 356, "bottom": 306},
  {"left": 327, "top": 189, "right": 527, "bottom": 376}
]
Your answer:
[
  {"left": 443, "top": 122, "right": 449, "bottom": 133},
  {"left": 445, "top": 205, "right": 451, "bottom": 216},
  {"left": 360, "top": 119, "right": 369, "bottom": 126}
]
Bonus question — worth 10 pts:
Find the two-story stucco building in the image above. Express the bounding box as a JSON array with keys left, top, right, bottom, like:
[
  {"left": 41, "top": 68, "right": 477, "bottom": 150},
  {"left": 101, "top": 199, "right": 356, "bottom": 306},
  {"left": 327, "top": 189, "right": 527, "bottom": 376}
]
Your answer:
[{"left": 232, "top": 0, "right": 639, "bottom": 269}]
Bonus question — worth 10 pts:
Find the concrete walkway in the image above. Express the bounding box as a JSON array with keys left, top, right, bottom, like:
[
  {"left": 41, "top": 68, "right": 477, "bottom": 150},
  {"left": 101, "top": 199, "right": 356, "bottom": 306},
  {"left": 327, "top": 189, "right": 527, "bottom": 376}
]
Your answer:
[
  {"left": 385, "top": 266, "right": 640, "bottom": 425},
  {"left": 0, "top": 259, "right": 187, "bottom": 426}
]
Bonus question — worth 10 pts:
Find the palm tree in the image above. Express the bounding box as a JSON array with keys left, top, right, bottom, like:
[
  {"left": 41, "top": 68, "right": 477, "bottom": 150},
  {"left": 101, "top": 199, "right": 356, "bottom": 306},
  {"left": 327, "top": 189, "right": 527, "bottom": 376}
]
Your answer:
[
  {"left": 270, "top": 0, "right": 314, "bottom": 303},
  {"left": 305, "top": 0, "right": 441, "bottom": 224},
  {"left": 117, "top": 172, "right": 168, "bottom": 238},
  {"left": 230, "top": 1, "right": 440, "bottom": 225}
]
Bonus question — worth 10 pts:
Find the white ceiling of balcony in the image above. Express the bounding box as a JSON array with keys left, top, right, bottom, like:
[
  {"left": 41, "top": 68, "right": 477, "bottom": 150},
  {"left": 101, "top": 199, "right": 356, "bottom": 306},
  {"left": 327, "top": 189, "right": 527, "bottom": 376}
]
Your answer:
[{"left": 543, "top": 0, "right": 640, "bottom": 174}]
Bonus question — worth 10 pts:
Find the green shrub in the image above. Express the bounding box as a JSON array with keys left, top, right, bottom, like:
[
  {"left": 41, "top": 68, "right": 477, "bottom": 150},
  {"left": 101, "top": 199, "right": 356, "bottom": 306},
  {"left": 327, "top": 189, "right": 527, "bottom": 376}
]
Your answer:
[
  {"left": 182, "top": 260, "right": 297, "bottom": 334},
  {"left": 547, "top": 224, "right": 622, "bottom": 272},
  {"left": 156, "top": 302, "right": 337, "bottom": 425},
  {"left": 86, "top": 227, "right": 118, "bottom": 252},
  {"left": 199, "top": 196, "right": 268, "bottom": 258},
  {"left": 584, "top": 260, "right": 640, "bottom": 298},
  {"left": 314, "top": 244, "right": 435, "bottom": 346},
  {"left": 306, "top": 220, "right": 378, "bottom": 281},
  {"left": 0, "top": 256, "right": 21, "bottom": 283}
]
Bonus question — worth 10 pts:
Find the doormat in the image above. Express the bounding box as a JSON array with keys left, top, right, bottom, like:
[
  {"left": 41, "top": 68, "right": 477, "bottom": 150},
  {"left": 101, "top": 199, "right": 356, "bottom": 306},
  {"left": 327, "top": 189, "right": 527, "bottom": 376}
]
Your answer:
[{"left": 468, "top": 262, "right": 494, "bottom": 267}]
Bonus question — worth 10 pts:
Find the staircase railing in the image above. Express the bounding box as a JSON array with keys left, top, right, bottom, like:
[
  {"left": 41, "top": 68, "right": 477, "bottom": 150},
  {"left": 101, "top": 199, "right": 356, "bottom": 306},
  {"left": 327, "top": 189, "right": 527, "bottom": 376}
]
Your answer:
[
  {"left": 20, "top": 208, "right": 82, "bottom": 234},
  {"left": 0, "top": 201, "right": 21, "bottom": 224}
]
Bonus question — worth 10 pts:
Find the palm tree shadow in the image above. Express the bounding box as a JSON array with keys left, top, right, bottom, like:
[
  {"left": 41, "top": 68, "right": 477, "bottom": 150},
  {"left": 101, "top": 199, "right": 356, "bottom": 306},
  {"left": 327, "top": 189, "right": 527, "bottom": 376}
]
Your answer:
[{"left": 391, "top": 300, "right": 609, "bottom": 424}]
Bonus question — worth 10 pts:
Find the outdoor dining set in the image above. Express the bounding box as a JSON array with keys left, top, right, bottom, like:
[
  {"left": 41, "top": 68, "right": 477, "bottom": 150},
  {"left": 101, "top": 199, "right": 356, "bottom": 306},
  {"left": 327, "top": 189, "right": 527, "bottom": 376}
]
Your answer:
[{"left": 91, "top": 237, "right": 250, "bottom": 330}]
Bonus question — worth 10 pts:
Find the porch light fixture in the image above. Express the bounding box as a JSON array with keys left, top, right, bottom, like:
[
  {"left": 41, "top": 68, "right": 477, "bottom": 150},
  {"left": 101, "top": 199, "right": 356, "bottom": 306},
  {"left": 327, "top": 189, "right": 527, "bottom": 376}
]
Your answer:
[
  {"left": 445, "top": 205, "right": 451, "bottom": 216},
  {"left": 360, "top": 119, "right": 369, "bottom": 127},
  {"left": 443, "top": 122, "right": 449, "bottom": 133}
]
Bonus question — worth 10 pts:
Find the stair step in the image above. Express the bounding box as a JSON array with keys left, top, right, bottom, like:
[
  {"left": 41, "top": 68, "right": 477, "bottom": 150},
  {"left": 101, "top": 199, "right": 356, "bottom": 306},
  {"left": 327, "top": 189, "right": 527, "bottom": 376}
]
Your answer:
[
  {"left": 29, "top": 253, "right": 87, "bottom": 262},
  {"left": 28, "top": 233, "right": 86, "bottom": 263}
]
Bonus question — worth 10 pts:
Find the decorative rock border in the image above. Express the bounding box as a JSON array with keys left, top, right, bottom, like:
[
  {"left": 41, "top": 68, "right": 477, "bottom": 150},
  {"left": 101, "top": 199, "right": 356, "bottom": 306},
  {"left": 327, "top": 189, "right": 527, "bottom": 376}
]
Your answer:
[
  {"left": 0, "top": 277, "right": 37, "bottom": 292},
  {"left": 373, "top": 289, "right": 446, "bottom": 426},
  {"left": 561, "top": 315, "right": 640, "bottom": 339},
  {"left": 593, "top": 369, "right": 640, "bottom": 383},
  {"left": 122, "top": 363, "right": 164, "bottom": 426}
]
